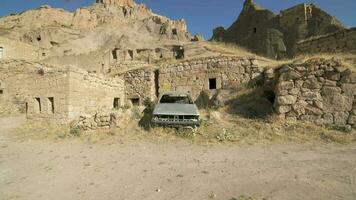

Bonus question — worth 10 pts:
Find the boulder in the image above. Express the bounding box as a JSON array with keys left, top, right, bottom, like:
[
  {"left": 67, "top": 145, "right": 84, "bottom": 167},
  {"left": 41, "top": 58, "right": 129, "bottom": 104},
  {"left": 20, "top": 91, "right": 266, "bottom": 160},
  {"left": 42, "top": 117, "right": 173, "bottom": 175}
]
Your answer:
[
  {"left": 323, "top": 113, "right": 334, "bottom": 124},
  {"left": 321, "top": 86, "right": 342, "bottom": 96},
  {"left": 276, "top": 95, "right": 297, "bottom": 105},
  {"left": 334, "top": 112, "right": 349, "bottom": 125},
  {"left": 303, "top": 77, "right": 321, "bottom": 89},
  {"left": 276, "top": 105, "right": 292, "bottom": 114},
  {"left": 341, "top": 84, "right": 356, "bottom": 96},
  {"left": 323, "top": 95, "right": 353, "bottom": 112}
]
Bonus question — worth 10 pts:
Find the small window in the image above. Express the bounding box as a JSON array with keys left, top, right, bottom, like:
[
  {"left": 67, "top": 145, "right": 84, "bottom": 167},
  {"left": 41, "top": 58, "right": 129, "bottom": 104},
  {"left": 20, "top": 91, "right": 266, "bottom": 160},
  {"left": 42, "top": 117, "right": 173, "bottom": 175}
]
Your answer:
[
  {"left": 253, "top": 27, "right": 257, "bottom": 34},
  {"left": 35, "top": 97, "right": 41, "bottom": 113},
  {"left": 0, "top": 47, "right": 3, "bottom": 59},
  {"left": 113, "top": 98, "right": 120, "bottom": 109},
  {"left": 172, "top": 28, "right": 178, "bottom": 35},
  {"left": 112, "top": 49, "right": 118, "bottom": 60},
  {"left": 128, "top": 50, "right": 134, "bottom": 60},
  {"left": 0, "top": 89, "right": 3, "bottom": 94},
  {"left": 48, "top": 97, "right": 54, "bottom": 114},
  {"left": 209, "top": 78, "right": 217, "bottom": 90},
  {"left": 37, "top": 36, "right": 41, "bottom": 41},
  {"left": 130, "top": 98, "right": 140, "bottom": 106},
  {"left": 42, "top": 52, "right": 46, "bottom": 57}
]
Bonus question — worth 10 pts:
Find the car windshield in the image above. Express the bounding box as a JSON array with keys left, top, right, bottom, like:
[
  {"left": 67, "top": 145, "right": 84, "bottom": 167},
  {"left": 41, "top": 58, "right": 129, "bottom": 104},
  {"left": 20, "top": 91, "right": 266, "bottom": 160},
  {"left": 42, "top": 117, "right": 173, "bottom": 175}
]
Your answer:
[{"left": 160, "top": 94, "right": 193, "bottom": 104}]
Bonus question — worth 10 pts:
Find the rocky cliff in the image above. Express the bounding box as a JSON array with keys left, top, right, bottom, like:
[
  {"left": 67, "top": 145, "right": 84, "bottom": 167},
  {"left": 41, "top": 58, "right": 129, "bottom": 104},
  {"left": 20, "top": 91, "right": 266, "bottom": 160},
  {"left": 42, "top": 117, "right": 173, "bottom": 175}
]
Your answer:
[
  {"left": 0, "top": 0, "right": 192, "bottom": 70},
  {"left": 211, "top": 0, "right": 346, "bottom": 59}
]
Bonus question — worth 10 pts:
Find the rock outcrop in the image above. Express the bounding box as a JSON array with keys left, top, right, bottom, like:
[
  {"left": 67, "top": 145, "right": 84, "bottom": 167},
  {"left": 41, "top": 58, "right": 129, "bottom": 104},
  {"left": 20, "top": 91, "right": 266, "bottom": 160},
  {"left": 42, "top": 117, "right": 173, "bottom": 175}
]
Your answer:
[
  {"left": 0, "top": 0, "right": 192, "bottom": 70},
  {"left": 211, "top": 0, "right": 346, "bottom": 59}
]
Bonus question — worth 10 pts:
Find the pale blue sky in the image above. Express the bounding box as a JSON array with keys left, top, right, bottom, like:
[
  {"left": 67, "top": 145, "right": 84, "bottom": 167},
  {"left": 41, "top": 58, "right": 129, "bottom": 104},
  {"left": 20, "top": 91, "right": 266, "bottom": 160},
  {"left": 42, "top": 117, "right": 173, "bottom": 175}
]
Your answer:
[{"left": 0, "top": 0, "right": 355, "bottom": 38}]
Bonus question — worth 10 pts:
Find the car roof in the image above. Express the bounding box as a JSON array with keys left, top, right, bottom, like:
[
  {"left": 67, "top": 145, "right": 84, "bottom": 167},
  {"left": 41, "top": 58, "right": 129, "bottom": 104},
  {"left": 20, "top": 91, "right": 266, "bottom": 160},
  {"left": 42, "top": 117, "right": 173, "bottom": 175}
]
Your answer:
[{"left": 161, "top": 91, "right": 191, "bottom": 96}]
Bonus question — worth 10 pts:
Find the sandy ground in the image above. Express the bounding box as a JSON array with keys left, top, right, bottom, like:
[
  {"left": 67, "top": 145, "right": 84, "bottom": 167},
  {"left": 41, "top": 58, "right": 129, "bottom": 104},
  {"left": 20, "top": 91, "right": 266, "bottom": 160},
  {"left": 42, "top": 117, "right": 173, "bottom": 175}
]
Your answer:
[{"left": 1, "top": 116, "right": 356, "bottom": 200}]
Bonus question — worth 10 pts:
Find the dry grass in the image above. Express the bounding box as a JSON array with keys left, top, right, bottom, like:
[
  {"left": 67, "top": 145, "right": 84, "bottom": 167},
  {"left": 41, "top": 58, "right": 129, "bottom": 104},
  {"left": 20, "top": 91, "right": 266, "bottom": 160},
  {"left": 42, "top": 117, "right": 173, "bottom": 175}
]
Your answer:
[
  {"left": 10, "top": 108, "right": 356, "bottom": 146},
  {"left": 292, "top": 52, "right": 356, "bottom": 71},
  {"left": 202, "top": 41, "right": 254, "bottom": 57}
]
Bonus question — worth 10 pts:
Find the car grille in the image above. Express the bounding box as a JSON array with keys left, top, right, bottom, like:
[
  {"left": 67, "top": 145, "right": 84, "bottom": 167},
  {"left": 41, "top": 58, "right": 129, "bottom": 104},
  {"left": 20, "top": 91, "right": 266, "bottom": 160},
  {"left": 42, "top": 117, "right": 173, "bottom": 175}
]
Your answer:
[{"left": 155, "top": 115, "right": 198, "bottom": 122}]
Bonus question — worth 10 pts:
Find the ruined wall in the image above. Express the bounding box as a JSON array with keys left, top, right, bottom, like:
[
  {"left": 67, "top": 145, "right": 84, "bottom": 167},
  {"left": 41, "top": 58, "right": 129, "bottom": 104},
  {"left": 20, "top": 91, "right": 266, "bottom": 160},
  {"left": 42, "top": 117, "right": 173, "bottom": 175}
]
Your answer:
[
  {"left": 0, "top": 60, "right": 70, "bottom": 121},
  {"left": 67, "top": 69, "right": 125, "bottom": 119},
  {"left": 0, "top": 60, "right": 125, "bottom": 123},
  {"left": 279, "top": 4, "right": 310, "bottom": 28},
  {"left": 0, "top": 36, "right": 47, "bottom": 61},
  {"left": 274, "top": 58, "right": 356, "bottom": 129},
  {"left": 123, "top": 67, "right": 156, "bottom": 106},
  {"left": 296, "top": 28, "right": 356, "bottom": 55},
  {"left": 159, "top": 56, "right": 262, "bottom": 100}
]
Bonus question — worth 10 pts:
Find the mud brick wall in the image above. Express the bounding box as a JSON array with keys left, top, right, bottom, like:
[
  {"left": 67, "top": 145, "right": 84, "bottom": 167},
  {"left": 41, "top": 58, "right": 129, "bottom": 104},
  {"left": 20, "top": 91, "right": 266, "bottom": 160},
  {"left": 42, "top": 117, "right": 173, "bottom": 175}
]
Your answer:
[
  {"left": 274, "top": 58, "right": 356, "bottom": 129},
  {"left": 296, "top": 28, "right": 356, "bottom": 55},
  {"left": 159, "top": 56, "right": 262, "bottom": 100}
]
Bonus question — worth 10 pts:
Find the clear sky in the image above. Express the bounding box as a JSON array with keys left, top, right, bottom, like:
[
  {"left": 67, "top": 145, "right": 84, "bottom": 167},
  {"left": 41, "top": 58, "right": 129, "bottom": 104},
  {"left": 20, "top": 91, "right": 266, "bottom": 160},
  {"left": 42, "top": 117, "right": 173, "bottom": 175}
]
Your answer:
[{"left": 0, "top": 0, "right": 355, "bottom": 39}]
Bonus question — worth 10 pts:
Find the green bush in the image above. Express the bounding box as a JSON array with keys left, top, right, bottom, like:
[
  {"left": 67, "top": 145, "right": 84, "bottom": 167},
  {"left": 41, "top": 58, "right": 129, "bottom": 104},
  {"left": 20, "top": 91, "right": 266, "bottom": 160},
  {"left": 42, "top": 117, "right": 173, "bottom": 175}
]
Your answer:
[{"left": 69, "top": 126, "right": 81, "bottom": 136}]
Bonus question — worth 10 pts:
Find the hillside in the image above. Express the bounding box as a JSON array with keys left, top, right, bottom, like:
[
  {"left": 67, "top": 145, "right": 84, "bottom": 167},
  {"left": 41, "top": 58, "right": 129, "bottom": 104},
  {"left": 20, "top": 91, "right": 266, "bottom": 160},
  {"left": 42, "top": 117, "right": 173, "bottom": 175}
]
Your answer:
[{"left": 0, "top": 0, "right": 192, "bottom": 70}]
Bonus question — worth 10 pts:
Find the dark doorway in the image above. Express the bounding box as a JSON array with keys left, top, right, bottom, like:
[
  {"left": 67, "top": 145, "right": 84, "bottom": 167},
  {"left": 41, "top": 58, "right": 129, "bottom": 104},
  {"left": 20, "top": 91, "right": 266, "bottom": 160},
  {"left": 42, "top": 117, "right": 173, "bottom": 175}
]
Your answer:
[
  {"left": 0, "top": 47, "right": 3, "bottom": 59},
  {"left": 113, "top": 98, "right": 120, "bottom": 109},
  {"left": 0, "top": 89, "right": 3, "bottom": 94},
  {"left": 112, "top": 49, "right": 118, "bottom": 60},
  {"left": 173, "top": 45, "right": 184, "bottom": 59},
  {"left": 209, "top": 78, "right": 217, "bottom": 90},
  {"left": 172, "top": 28, "right": 178, "bottom": 35},
  {"left": 154, "top": 70, "right": 160, "bottom": 98},
  {"left": 48, "top": 97, "right": 54, "bottom": 114},
  {"left": 130, "top": 98, "right": 140, "bottom": 106},
  {"left": 128, "top": 50, "right": 134, "bottom": 60},
  {"left": 25, "top": 102, "right": 28, "bottom": 116},
  {"left": 253, "top": 27, "right": 257, "bottom": 34},
  {"left": 35, "top": 97, "right": 41, "bottom": 113}
]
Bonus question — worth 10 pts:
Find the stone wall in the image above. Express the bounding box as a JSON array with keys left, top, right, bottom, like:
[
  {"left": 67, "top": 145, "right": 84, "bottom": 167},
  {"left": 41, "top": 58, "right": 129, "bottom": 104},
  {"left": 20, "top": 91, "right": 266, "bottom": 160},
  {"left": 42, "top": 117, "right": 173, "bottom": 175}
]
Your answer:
[
  {"left": 0, "top": 60, "right": 70, "bottom": 121},
  {"left": 123, "top": 67, "right": 156, "bottom": 106},
  {"left": 0, "top": 60, "right": 125, "bottom": 123},
  {"left": 159, "top": 56, "right": 262, "bottom": 100},
  {"left": 67, "top": 69, "right": 124, "bottom": 119},
  {"left": 296, "top": 28, "right": 356, "bottom": 55},
  {"left": 274, "top": 58, "right": 356, "bottom": 129}
]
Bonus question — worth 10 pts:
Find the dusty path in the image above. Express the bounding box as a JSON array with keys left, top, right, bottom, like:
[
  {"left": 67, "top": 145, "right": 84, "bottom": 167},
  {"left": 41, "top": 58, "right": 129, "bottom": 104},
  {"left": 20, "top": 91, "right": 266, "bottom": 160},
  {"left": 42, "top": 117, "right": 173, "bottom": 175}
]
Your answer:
[{"left": 1, "top": 117, "right": 356, "bottom": 200}]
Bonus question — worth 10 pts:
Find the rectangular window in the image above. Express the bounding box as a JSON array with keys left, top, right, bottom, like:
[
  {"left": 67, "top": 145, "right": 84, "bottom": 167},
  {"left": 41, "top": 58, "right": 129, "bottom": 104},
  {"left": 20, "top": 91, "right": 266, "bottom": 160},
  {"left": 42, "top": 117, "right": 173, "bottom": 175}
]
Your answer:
[
  {"left": 172, "top": 28, "right": 178, "bottom": 35},
  {"left": 48, "top": 97, "right": 54, "bottom": 114},
  {"left": 0, "top": 90, "right": 3, "bottom": 95},
  {"left": 130, "top": 98, "right": 140, "bottom": 106},
  {"left": 113, "top": 98, "right": 120, "bottom": 109},
  {"left": 35, "top": 97, "right": 41, "bottom": 113},
  {"left": 0, "top": 47, "right": 3, "bottom": 59},
  {"left": 209, "top": 78, "right": 217, "bottom": 90},
  {"left": 112, "top": 50, "right": 118, "bottom": 60}
]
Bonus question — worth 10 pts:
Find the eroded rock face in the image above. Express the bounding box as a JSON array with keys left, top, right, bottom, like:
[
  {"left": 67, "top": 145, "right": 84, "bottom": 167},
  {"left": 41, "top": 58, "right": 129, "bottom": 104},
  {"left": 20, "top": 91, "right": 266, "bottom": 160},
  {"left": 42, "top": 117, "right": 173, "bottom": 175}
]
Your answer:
[
  {"left": 0, "top": 0, "right": 192, "bottom": 70},
  {"left": 274, "top": 58, "right": 356, "bottom": 129},
  {"left": 96, "top": 0, "right": 135, "bottom": 7},
  {"left": 211, "top": 0, "right": 346, "bottom": 59}
]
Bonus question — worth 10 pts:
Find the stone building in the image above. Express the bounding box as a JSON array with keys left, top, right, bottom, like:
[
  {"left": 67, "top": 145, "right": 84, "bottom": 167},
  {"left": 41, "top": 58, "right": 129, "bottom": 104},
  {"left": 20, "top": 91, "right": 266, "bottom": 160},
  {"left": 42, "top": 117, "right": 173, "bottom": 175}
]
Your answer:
[
  {"left": 116, "top": 56, "right": 262, "bottom": 107},
  {"left": 0, "top": 60, "right": 124, "bottom": 123}
]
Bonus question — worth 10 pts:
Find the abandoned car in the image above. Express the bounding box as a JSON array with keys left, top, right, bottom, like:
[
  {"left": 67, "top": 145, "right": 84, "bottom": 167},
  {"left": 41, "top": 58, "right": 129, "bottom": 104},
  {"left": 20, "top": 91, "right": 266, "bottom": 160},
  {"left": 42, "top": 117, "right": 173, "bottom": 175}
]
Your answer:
[{"left": 151, "top": 92, "right": 200, "bottom": 127}]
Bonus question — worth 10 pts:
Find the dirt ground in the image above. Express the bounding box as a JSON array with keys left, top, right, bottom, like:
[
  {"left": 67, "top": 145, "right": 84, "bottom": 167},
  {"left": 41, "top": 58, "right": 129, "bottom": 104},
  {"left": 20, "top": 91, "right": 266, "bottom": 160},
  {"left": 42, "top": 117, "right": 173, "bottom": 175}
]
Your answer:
[{"left": 1, "top": 116, "right": 356, "bottom": 200}]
